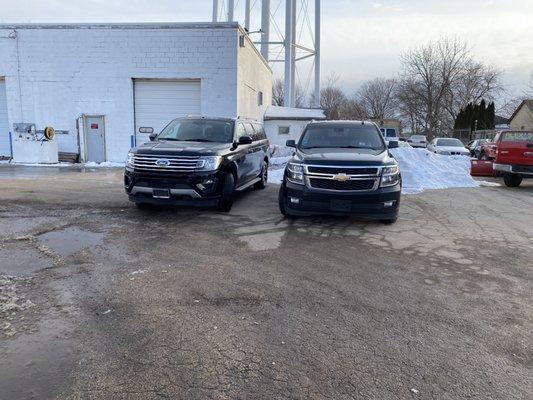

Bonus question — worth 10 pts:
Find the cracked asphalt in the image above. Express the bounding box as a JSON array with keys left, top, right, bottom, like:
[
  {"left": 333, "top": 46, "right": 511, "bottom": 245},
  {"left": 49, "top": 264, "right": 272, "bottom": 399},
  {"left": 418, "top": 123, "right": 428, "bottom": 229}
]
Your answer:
[{"left": 0, "top": 165, "right": 532, "bottom": 399}]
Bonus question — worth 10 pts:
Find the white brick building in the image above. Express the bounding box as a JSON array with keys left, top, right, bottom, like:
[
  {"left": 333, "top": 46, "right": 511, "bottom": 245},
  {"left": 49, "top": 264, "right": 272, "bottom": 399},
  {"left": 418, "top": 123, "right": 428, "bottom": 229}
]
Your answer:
[{"left": 0, "top": 22, "right": 272, "bottom": 162}]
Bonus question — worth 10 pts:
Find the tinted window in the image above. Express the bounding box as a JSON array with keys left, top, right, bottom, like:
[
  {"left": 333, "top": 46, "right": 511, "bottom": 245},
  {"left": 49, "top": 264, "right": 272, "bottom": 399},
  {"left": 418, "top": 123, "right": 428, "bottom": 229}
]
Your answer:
[
  {"left": 300, "top": 124, "right": 385, "bottom": 150},
  {"left": 158, "top": 119, "right": 234, "bottom": 143},
  {"left": 244, "top": 123, "right": 256, "bottom": 139},
  {"left": 236, "top": 123, "right": 247, "bottom": 139},
  {"left": 436, "top": 138, "right": 463, "bottom": 147},
  {"left": 386, "top": 128, "right": 397, "bottom": 138},
  {"left": 252, "top": 123, "right": 267, "bottom": 140}
]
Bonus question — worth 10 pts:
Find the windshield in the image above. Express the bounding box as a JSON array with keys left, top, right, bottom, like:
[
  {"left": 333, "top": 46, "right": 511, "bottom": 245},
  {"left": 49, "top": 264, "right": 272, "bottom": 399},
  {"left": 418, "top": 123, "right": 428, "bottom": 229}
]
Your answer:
[
  {"left": 158, "top": 119, "right": 234, "bottom": 143},
  {"left": 300, "top": 124, "right": 386, "bottom": 151},
  {"left": 436, "top": 138, "right": 464, "bottom": 147}
]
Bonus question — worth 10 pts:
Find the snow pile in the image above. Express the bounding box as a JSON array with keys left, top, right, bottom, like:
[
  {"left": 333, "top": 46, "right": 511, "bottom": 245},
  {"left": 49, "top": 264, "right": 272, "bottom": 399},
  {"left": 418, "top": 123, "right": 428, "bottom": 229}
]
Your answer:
[
  {"left": 390, "top": 147, "right": 477, "bottom": 194},
  {"left": 268, "top": 147, "right": 480, "bottom": 194},
  {"left": 84, "top": 161, "right": 125, "bottom": 168}
]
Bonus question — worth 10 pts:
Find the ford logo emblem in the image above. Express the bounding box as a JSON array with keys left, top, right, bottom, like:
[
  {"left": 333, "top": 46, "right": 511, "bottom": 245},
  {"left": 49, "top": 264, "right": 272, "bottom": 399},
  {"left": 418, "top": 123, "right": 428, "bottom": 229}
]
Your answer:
[{"left": 155, "top": 159, "right": 171, "bottom": 166}]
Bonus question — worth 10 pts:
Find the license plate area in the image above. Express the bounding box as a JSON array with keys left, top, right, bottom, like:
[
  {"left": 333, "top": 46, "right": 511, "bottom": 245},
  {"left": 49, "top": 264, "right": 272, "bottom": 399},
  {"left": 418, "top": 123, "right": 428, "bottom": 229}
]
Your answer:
[
  {"left": 330, "top": 199, "right": 351, "bottom": 212},
  {"left": 152, "top": 189, "right": 170, "bottom": 199}
]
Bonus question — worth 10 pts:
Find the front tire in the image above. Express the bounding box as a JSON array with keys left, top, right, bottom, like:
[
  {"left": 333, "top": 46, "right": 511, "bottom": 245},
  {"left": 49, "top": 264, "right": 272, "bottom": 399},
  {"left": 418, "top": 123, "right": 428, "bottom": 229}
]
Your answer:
[
  {"left": 217, "top": 173, "right": 235, "bottom": 212},
  {"left": 503, "top": 172, "right": 522, "bottom": 187},
  {"left": 254, "top": 160, "right": 268, "bottom": 190}
]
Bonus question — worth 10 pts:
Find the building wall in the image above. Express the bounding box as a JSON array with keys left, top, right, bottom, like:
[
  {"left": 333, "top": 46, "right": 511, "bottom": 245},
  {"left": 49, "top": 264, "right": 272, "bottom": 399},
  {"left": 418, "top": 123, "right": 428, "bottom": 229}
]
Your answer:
[
  {"left": 264, "top": 119, "right": 311, "bottom": 147},
  {"left": 0, "top": 24, "right": 242, "bottom": 162},
  {"left": 236, "top": 29, "right": 272, "bottom": 122},
  {"left": 510, "top": 104, "right": 533, "bottom": 131}
]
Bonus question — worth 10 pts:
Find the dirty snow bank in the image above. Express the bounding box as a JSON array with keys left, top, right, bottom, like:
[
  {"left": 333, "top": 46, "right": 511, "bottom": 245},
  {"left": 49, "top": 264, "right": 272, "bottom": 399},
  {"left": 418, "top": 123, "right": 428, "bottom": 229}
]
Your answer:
[
  {"left": 268, "top": 147, "right": 480, "bottom": 194},
  {"left": 390, "top": 148, "right": 477, "bottom": 194},
  {"left": 84, "top": 161, "right": 125, "bottom": 168}
]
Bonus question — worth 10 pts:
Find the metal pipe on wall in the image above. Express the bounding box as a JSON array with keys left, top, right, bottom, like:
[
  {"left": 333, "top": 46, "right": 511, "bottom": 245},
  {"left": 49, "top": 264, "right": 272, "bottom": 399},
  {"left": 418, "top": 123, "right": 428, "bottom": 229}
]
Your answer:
[{"left": 290, "top": 0, "right": 296, "bottom": 107}]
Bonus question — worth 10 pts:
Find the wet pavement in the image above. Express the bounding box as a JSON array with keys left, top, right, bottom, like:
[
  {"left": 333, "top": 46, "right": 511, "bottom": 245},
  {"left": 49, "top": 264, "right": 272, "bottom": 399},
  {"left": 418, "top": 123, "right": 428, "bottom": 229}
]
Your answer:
[{"left": 0, "top": 166, "right": 532, "bottom": 399}]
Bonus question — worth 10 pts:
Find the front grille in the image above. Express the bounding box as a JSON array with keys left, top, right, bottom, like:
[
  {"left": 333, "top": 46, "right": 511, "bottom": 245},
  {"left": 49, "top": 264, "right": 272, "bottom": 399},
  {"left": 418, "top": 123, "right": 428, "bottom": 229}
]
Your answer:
[
  {"left": 133, "top": 154, "right": 199, "bottom": 172},
  {"left": 309, "top": 178, "right": 376, "bottom": 191},
  {"left": 307, "top": 166, "right": 379, "bottom": 175}
]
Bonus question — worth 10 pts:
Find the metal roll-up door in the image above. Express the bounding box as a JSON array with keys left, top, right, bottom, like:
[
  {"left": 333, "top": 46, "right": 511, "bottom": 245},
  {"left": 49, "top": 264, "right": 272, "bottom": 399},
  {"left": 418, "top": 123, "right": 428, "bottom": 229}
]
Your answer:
[
  {"left": 133, "top": 80, "right": 201, "bottom": 145},
  {"left": 0, "top": 79, "right": 9, "bottom": 156}
]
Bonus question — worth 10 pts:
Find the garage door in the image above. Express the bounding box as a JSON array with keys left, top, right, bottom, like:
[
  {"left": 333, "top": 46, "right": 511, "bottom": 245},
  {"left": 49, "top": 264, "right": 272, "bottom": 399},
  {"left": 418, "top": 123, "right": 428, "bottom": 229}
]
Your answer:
[
  {"left": 0, "top": 79, "right": 9, "bottom": 156},
  {"left": 134, "top": 80, "right": 201, "bottom": 145}
]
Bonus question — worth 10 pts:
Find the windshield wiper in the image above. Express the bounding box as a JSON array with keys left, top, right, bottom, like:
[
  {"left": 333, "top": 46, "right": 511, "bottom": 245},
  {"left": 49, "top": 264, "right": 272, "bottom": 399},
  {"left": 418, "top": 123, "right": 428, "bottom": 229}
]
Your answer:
[{"left": 180, "top": 139, "right": 216, "bottom": 142}]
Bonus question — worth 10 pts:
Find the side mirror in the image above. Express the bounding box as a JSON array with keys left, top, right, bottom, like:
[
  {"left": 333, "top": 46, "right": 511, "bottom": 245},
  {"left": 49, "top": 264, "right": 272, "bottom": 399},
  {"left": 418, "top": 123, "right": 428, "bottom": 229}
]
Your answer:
[
  {"left": 388, "top": 140, "right": 399, "bottom": 149},
  {"left": 238, "top": 135, "right": 253, "bottom": 145},
  {"left": 149, "top": 132, "right": 158, "bottom": 141},
  {"left": 286, "top": 140, "right": 296, "bottom": 148}
]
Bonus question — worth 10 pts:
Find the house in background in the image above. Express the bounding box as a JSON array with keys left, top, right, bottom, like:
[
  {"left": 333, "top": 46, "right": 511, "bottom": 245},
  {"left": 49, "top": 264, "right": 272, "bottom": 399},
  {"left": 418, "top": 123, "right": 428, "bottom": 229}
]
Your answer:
[
  {"left": 509, "top": 100, "right": 533, "bottom": 131},
  {"left": 263, "top": 106, "right": 326, "bottom": 148}
]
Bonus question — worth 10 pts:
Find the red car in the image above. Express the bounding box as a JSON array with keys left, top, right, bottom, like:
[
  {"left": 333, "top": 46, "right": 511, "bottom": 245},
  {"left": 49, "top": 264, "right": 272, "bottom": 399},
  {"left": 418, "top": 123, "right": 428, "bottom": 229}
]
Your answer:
[
  {"left": 493, "top": 131, "right": 533, "bottom": 187},
  {"left": 478, "top": 131, "right": 504, "bottom": 160}
]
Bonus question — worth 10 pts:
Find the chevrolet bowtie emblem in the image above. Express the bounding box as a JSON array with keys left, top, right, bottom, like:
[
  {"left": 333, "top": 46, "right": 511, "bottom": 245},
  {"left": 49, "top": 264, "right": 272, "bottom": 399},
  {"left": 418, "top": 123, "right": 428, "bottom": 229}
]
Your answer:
[{"left": 333, "top": 173, "right": 349, "bottom": 182}]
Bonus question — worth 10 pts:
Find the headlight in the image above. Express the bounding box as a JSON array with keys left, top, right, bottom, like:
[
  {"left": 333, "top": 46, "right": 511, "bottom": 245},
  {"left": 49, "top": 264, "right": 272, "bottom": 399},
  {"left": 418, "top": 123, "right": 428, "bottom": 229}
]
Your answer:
[
  {"left": 286, "top": 162, "right": 304, "bottom": 185},
  {"left": 380, "top": 165, "right": 400, "bottom": 187},
  {"left": 438, "top": 150, "right": 450, "bottom": 155},
  {"left": 196, "top": 156, "right": 222, "bottom": 171},
  {"left": 126, "top": 152, "right": 135, "bottom": 168}
]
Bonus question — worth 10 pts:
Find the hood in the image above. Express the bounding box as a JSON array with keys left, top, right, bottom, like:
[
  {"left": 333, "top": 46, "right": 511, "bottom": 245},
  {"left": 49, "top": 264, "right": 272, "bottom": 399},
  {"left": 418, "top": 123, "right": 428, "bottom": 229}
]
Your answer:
[
  {"left": 293, "top": 147, "right": 395, "bottom": 166},
  {"left": 134, "top": 140, "right": 231, "bottom": 156},
  {"left": 436, "top": 146, "right": 468, "bottom": 153}
]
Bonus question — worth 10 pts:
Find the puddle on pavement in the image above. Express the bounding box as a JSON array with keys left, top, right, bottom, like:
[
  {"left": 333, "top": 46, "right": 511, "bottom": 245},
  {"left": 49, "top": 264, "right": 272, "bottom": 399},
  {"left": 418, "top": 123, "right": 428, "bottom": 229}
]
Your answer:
[
  {"left": 0, "top": 313, "right": 76, "bottom": 400},
  {"left": 37, "top": 227, "right": 105, "bottom": 258}
]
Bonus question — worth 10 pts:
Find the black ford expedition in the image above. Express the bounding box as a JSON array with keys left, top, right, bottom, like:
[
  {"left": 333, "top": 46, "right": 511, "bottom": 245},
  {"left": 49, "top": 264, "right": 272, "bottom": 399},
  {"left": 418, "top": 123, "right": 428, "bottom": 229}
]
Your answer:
[
  {"left": 278, "top": 121, "right": 401, "bottom": 223},
  {"left": 125, "top": 117, "right": 269, "bottom": 211}
]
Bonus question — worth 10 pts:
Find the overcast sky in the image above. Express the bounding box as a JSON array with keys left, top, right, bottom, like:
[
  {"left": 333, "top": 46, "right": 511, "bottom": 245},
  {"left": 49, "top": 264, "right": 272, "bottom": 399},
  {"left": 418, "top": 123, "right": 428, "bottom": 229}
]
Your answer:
[{"left": 1, "top": 0, "right": 532, "bottom": 98}]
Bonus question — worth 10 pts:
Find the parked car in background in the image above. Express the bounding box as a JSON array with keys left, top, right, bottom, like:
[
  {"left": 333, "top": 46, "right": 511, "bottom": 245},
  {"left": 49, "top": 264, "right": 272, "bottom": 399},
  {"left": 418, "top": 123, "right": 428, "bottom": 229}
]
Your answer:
[
  {"left": 278, "top": 121, "right": 401, "bottom": 223},
  {"left": 492, "top": 131, "right": 533, "bottom": 187},
  {"left": 466, "top": 139, "right": 489, "bottom": 158},
  {"left": 407, "top": 135, "right": 427, "bottom": 148},
  {"left": 427, "top": 138, "right": 470, "bottom": 156},
  {"left": 379, "top": 127, "right": 399, "bottom": 142},
  {"left": 125, "top": 116, "right": 269, "bottom": 211},
  {"left": 478, "top": 132, "right": 504, "bottom": 160}
]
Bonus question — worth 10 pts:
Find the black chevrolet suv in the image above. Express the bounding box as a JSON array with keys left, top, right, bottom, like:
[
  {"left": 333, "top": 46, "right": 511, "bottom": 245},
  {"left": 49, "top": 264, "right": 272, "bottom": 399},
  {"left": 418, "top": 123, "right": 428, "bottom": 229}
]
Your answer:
[
  {"left": 125, "top": 117, "right": 269, "bottom": 211},
  {"left": 278, "top": 121, "right": 401, "bottom": 223}
]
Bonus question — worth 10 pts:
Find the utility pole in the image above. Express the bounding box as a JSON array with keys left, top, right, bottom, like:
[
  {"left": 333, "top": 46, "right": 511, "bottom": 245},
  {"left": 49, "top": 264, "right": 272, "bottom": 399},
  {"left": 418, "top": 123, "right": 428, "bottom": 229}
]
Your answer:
[
  {"left": 314, "top": 0, "right": 321, "bottom": 107},
  {"left": 284, "top": 0, "right": 293, "bottom": 107},
  {"left": 227, "top": 0, "right": 235, "bottom": 21},
  {"left": 212, "top": 0, "right": 218, "bottom": 22},
  {"left": 260, "top": 0, "right": 270, "bottom": 61},
  {"left": 244, "top": 0, "right": 251, "bottom": 31}
]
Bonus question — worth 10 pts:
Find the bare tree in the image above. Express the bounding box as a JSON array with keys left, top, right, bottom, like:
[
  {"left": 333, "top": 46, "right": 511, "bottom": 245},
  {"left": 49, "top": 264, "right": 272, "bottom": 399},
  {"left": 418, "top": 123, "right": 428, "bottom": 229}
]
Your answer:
[
  {"left": 355, "top": 78, "right": 398, "bottom": 119},
  {"left": 443, "top": 62, "right": 503, "bottom": 122},
  {"left": 271, "top": 78, "right": 307, "bottom": 107},
  {"left": 399, "top": 37, "right": 472, "bottom": 138},
  {"left": 317, "top": 73, "right": 348, "bottom": 119}
]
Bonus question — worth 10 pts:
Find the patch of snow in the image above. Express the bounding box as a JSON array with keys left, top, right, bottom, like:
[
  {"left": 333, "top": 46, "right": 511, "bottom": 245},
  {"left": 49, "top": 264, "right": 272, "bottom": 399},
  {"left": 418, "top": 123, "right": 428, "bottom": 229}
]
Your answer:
[
  {"left": 84, "top": 161, "right": 125, "bottom": 168},
  {"left": 9, "top": 162, "right": 72, "bottom": 167},
  {"left": 268, "top": 147, "right": 481, "bottom": 194},
  {"left": 476, "top": 180, "right": 501, "bottom": 187},
  {"left": 390, "top": 148, "right": 478, "bottom": 194}
]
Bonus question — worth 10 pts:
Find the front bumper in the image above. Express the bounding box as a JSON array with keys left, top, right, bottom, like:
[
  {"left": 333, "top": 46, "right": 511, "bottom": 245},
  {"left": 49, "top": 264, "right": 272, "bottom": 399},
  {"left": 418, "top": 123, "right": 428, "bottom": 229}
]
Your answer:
[
  {"left": 493, "top": 163, "right": 533, "bottom": 176},
  {"left": 282, "top": 180, "right": 401, "bottom": 218},
  {"left": 124, "top": 168, "right": 223, "bottom": 206}
]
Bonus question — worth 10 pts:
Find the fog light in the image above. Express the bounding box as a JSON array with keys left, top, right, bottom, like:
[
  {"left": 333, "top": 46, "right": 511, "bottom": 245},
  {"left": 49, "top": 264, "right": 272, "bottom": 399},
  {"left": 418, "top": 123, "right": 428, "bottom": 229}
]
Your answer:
[
  {"left": 290, "top": 197, "right": 300, "bottom": 204},
  {"left": 384, "top": 201, "right": 395, "bottom": 207},
  {"left": 203, "top": 179, "right": 214, "bottom": 185}
]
